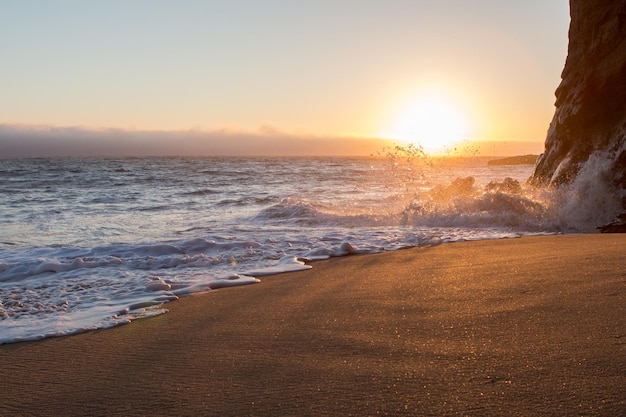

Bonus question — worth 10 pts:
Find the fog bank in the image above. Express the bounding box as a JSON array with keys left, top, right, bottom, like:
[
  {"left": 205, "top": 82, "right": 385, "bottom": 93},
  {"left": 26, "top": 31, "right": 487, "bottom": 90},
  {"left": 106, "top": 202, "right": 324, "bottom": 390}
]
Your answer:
[
  {"left": 0, "top": 125, "right": 390, "bottom": 158},
  {"left": 0, "top": 124, "right": 542, "bottom": 158}
]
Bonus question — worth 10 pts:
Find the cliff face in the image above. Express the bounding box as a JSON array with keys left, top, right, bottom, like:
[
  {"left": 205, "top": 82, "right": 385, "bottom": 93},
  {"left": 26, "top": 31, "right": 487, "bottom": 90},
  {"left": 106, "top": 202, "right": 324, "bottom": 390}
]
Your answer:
[{"left": 530, "top": 0, "right": 626, "bottom": 196}]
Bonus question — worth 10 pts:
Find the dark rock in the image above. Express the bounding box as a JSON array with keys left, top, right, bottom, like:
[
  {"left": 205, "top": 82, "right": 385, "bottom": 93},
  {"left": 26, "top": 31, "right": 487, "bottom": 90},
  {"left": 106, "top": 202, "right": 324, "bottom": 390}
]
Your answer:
[
  {"left": 485, "top": 178, "right": 522, "bottom": 194},
  {"left": 530, "top": 0, "right": 626, "bottom": 189},
  {"left": 487, "top": 155, "right": 538, "bottom": 166},
  {"left": 429, "top": 177, "right": 477, "bottom": 203},
  {"left": 598, "top": 213, "right": 626, "bottom": 233}
]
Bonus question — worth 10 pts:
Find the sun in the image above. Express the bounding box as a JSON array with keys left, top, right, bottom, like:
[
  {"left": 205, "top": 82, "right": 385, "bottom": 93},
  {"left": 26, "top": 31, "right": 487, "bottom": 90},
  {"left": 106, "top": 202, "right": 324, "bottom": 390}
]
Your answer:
[{"left": 383, "top": 96, "right": 469, "bottom": 155}]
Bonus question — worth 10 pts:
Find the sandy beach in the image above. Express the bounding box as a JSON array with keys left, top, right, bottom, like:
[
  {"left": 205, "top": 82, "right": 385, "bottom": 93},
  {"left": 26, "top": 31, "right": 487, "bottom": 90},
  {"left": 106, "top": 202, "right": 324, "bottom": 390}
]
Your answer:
[{"left": 1, "top": 234, "right": 625, "bottom": 416}]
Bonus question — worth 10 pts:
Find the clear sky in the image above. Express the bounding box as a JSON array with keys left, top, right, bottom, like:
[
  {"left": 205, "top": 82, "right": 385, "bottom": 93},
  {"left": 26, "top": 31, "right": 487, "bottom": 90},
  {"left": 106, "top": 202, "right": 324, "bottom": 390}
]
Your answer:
[{"left": 0, "top": 0, "right": 570, "bottom": 156}]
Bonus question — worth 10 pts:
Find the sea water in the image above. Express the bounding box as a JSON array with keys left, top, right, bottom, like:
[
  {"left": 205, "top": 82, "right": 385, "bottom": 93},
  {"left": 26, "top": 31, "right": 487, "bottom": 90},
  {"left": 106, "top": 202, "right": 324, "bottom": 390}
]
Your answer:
[{"left": 0, "top": 154, "right": 618, "bottom": 344}]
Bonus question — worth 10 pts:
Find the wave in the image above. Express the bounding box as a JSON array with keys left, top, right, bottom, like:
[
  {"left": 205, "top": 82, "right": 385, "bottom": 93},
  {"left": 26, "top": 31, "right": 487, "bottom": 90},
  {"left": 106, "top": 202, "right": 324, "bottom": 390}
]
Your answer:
[
  {"left": 546, "top": 148, "right": 625, "bottom": 231},
  {"left": 253, "top": 162, "right": 623, "bottom": 233},
  {"left": 0, "top": 237, "right": 267, "bottom": 344},
  {"left": 253, "top": 197, "right": 324, "bottom": 225},
  {"left": 253, "top": 178, "right": 543, "bottom": 230},
  {"left": 182, "top": 189, "right": 219, "bottom": 196},
  {"left": 216, "top": 196, "right": 277, "bottom": 207}
]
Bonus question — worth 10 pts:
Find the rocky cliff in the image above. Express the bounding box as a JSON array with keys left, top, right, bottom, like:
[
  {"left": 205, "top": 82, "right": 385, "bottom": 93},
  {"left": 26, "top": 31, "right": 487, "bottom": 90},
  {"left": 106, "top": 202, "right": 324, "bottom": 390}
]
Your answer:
[{"left": 530, "top": 0, "right": 626, "bottom": 207}]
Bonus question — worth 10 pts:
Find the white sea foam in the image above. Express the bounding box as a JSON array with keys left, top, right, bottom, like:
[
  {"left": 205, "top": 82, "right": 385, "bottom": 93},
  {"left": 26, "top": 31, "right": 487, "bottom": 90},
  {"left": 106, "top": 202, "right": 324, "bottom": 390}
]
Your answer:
[
  {"left": 0, "top": 155, "right": 619, "bottom": 344},
  {"left": 546, "top": 147, "right": 626, "bottom": 231}
]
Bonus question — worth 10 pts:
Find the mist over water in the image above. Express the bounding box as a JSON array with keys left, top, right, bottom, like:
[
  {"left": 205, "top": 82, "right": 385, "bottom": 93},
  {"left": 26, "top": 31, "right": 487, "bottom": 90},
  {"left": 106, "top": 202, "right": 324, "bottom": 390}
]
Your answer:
[{"left": 0, "top": 154, "right": 620, "bottom": 344}]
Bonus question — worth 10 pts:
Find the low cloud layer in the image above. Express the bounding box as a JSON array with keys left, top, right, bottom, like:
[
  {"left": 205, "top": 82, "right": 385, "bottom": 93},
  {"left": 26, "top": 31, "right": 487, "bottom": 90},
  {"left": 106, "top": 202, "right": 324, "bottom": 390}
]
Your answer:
[
  {"left": 0, "top": 124, "right": 543, "bottom": 158},
  {"left": 0, "top": 125, "right": 390, "bottom": 158}
]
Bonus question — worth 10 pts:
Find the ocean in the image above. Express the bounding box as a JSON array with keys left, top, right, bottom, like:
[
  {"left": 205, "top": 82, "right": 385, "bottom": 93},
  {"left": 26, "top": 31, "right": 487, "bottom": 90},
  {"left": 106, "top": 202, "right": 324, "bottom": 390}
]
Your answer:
[{"left": 0, "top": 154, "right": 617, "bottom": 344}]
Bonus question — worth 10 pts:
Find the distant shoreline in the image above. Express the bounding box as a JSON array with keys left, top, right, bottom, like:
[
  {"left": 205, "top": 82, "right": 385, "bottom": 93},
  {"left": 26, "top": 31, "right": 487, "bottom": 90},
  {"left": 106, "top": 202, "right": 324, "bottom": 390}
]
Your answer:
[{"left": 487, "top": 154, "right": 538, "bottom": 165}]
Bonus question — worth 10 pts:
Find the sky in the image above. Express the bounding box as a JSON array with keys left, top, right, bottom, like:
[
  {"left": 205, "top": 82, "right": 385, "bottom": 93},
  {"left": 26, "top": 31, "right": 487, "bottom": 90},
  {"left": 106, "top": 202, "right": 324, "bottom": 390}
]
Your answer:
[{"left": 0, "top": 0, "right": 570, "bottom": 157}]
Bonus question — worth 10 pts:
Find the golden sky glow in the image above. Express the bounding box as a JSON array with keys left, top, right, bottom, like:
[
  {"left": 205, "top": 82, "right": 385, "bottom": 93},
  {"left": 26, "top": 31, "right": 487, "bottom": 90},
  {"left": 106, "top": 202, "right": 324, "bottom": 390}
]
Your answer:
[{"left": 0, "top": 1, "right": 570, "bottom": 156}]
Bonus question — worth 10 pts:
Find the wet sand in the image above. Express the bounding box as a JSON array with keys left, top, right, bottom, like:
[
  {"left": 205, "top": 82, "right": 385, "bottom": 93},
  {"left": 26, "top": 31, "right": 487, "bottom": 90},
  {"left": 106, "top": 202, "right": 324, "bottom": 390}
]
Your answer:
[{"left": 1, "top": 234, "right": 625, "bottom": 416}]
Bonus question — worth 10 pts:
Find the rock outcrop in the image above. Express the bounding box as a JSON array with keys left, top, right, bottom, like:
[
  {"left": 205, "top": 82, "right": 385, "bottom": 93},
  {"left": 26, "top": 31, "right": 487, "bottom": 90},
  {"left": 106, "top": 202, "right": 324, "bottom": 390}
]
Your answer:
[
  {"left": 487, "top": 155, "right": 538, "bottom": 166},
  {"left": 530, "top": 0, "right": 626, "bottom": 200}
]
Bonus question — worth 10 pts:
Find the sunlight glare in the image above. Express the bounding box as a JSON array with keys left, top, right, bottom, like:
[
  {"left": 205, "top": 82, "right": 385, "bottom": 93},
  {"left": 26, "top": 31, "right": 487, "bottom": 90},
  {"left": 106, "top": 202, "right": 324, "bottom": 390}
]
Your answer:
[{"left": 384, "top": 96, "right": 469, "bottom": 155}]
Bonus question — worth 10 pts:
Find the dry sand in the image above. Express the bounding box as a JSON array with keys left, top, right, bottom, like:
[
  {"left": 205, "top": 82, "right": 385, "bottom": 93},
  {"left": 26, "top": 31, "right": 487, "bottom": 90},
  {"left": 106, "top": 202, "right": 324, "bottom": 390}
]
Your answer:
[{"left": 1, "top": 234, "right": 625, "bottom": 416}]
